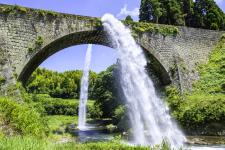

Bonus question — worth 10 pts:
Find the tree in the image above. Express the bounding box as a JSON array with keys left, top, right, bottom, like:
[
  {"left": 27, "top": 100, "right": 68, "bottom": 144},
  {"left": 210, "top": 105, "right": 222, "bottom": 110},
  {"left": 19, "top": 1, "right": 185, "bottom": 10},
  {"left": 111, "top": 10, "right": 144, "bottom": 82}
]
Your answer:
[
  {"left": 125, "top": 15, "right": 133, "bottom": 22},
  {"left": 139, "top": 0, "right": 151, "bottom": 22},
  {"left": 139, "top": 0, "right": 162, "bottom": 23},
  {"left": 92, "top": 65, "right": 121, "bottom": 118},
  {"left": 180, "top": 0, "right": 194, "bottom": 26},
  {"left": 192, "top": 0, "right": 225, "bottom": 30},
  {"left": 159, "top": 0, "right": 185, "bottom": 25}
]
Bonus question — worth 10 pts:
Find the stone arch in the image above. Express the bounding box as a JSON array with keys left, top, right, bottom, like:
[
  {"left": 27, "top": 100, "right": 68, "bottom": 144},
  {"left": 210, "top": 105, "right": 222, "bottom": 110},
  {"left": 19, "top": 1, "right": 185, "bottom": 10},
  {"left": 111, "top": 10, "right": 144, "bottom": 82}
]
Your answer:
[{"left": 18, "top": 30, "right": 171, "bottom": 86}]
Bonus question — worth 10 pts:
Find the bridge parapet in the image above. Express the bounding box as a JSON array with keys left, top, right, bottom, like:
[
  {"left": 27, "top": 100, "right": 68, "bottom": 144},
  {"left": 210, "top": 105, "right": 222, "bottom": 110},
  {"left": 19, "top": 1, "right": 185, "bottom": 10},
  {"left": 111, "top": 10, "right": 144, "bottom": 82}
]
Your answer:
[{"left": 0, "top": 4, "right": 224, "bottom": 96}]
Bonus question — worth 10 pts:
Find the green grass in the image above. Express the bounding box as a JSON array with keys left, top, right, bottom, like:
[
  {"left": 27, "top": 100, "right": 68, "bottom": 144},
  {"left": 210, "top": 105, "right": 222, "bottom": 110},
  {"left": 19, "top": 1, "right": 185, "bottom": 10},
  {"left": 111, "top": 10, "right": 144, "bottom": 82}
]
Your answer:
[
  {"left": 0, "top": 136, "right": 151, "bottom": 150},
  {"left": 193, "top": 35, "right": 225, "bottom": 94},
  {"left": 166, "top": 35, "right": 225, "bottom": 134},
  {"left": 0, "top": 136, "right": 179, "bottom": 150},
  {"left": 47, "top": 115, "right": 78, "bottom": 132}
]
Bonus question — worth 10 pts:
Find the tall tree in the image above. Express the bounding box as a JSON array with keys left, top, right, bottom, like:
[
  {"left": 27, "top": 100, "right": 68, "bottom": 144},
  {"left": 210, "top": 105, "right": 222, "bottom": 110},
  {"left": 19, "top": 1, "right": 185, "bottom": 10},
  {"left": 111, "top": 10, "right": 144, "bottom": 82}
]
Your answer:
[
  {"left": 192, "top": 0, "right": 224, "bottom": 30},
  {"left": 159, "top": 0, "right": 185, "bottom": 25},
  {"left": 125, "top": 15, "right": 133, "bottom": 22},
  {"left": 180, "top": 0, "right": 194, "bottom": 26},
  {"left": 139, "top": 0, "right": 154, "bottom": 22},
  {"left": 139, "top": 0, "right": 162, "bottom": 23}
]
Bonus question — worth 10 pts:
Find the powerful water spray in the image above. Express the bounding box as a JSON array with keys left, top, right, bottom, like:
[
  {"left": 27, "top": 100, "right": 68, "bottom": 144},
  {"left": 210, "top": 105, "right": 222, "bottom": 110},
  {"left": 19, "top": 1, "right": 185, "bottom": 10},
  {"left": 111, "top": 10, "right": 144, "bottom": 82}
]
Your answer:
[
  {"left": 78, "top": 44, "right": 92, "bottom": 130},
  {"left": 101, "top": 14, "right": 186, "bottom": 148}
]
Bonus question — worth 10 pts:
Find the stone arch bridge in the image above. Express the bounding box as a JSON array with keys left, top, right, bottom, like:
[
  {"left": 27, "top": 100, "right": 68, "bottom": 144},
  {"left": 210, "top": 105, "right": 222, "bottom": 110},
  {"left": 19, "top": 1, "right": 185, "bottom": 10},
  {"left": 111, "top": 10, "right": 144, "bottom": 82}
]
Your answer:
[{"left": 0, "top": 4, "right": 224, "bottom": 96}]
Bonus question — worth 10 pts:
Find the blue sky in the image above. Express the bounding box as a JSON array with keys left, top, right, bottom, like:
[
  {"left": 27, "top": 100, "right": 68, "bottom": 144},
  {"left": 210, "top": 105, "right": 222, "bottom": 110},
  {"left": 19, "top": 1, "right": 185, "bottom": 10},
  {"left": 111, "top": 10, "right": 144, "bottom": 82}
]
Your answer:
[{"left": 1, "top": 0, "right": 224, "bottom": 72}]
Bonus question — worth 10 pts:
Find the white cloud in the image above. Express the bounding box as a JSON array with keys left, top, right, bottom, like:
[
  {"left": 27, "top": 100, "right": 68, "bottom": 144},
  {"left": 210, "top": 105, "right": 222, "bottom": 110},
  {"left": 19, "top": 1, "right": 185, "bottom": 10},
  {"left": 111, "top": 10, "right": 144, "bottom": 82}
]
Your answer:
[{"left": 117, "top": 5, "right": 139, "bottom": 19}]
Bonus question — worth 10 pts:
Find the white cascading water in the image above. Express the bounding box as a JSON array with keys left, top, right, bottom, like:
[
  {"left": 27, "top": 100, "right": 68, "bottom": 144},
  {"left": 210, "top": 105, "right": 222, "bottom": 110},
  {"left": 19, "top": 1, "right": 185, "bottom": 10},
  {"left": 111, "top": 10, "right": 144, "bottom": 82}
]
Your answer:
[
  {"left": 101, "top": 14, "right": 186, "bottom": 148},
  {"left": 78, "top": 44, "right": 92, "bottom": 130}
]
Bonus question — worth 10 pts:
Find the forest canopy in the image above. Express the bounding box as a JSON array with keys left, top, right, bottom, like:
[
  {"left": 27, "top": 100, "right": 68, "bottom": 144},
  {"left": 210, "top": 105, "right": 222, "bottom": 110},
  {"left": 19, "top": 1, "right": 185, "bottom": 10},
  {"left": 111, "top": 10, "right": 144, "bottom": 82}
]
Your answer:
[{"left": 139, "top": 0, "right": 225, "bottom": 30}]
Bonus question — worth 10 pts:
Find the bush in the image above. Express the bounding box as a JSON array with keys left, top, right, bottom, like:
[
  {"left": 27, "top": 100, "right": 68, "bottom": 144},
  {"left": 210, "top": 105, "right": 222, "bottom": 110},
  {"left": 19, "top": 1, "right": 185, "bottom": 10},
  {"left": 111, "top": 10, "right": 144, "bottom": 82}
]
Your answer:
[
  {"left": 31, "top": 94, "right": 96, "bottom": 117},
  {"left": 165, "top": 36, "right": 225, "bottom": 135},
  {"left": 178, "top": 94, "right": 225, "bottom": 130},
  {"left": 113, "top": 105, "right": 125, "bottom": 123},
  {"left": 88, "top": 103, "right": 103, "bottom": 119},
  {"left": 40, "top": 98, "right": 78, "bottom": 116},
  {"left": 0, "top": 97, "right": 48, "bottom": 137}
]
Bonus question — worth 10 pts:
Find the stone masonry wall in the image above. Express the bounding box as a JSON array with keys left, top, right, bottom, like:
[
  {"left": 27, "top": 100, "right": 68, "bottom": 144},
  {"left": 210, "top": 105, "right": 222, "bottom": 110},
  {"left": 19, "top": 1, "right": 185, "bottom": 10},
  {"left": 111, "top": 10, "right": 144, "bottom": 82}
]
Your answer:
[
  {"left": 0, "top": 4, "right": 224, "bottom": 96},
  {"left": 140, "top": 27, "right": 224, "bottom": 92}
]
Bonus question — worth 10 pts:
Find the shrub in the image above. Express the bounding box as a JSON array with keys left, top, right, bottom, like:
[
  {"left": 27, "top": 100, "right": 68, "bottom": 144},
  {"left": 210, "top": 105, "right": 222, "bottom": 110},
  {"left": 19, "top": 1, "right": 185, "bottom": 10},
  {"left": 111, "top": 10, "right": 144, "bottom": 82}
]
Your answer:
[
  {"left": 178, "top": 94, "right": 225, "bottom": 130},
  {"left": 31, "top": 95, "right": 96, "bottom": 117},
  {"left": 88, "top": 103, "right": 103, "bottom": 119},
  {"left": 0, "top": 97, "right": 48, "bottom": 137},
  {"left": 106, "top": 124, "right": 117, "bottom": 133},
  {"left": 113, "top": 105, "right": 125, "bottom": 123},
  {"left": 41, "top": 99, "right": 78, "bottom": 115},
  {"left": 165, "top": 35, "right": 225, "bottom": 135}
]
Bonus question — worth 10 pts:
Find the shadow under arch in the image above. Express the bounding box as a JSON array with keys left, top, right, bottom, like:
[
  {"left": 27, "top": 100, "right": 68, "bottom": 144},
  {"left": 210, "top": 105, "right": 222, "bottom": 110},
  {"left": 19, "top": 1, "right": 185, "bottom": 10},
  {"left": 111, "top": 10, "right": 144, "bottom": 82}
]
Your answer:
[{"left": 18, "top": 30, "right": 171, "bottom": 86}]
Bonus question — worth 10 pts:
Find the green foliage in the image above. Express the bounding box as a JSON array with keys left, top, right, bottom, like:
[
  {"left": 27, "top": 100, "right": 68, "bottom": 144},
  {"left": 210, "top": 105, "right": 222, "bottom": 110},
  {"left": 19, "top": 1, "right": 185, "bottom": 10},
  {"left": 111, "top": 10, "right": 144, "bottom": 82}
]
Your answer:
[
  {"left": 0, "top": 5, "right": 28, "bottom": 14},
  {"left": 35, "top": 36, "right": 44, "bottom": 46},
  {"left": 30, "top": 94, "right": 97, "bottom": 117},
  {"left": 124, "top": 21, "right": 179, "bottom": 37},
  {"left": 0, "top": 136, "right": 51, "bottom": 150},
  {"left": 27, "top": 36, "right": 44, "bottom": 54},
  {"left": 106, "top": 124, "right": 117, "bottom": 133},
  {"left": 41, "top": 98, "right": 78, "bottom": 116},
  {"left": 125, "top": 15, "right": 134, "bottom": 22},
  {"left": 181, "top": 0, "right": 194, "bottom": 26},
  {"left": 139, "top": 0, "right": 162, "bottom": 24},
  {"left": 193, "top": 0, "right": 225, "bottom": 30},
  {"left": 0, "top": 136, "right": 150, "bottom": 150},
  {"left": 193, "top": 36, "right": 225, "bottom": 94},
  {"left": 34, "top": 10, "right": 59, "bottom": 18},
  {"left": 88, "top": 103, "right": 103, "bottom": 119},
  {"left": 165, "top": 86, "right": 182, "bottom": 112},
  {"left": 0, "top": 75, "right": 6, "bottom": 85},
  {"left": 94, "top": 18, "right": 103, "bottom": 28},
  {"left": 178, "top": 93, "right": 225, "bottom": 129},
  {"left": 46, "top": 115, "right": 78, "bottom": 132},
  {"left": 113, "top": 105, "right": 125, "bottom": 123},
  {"left": 139, "top": 0, "right": 225, "bottom": 30},
  {"left": 26, "top": 68, "right": 97, "bottom": 99},
  {"left": 159, "top": 0, "right": 185, "bottom": 26},
  {"left": 166, "top": 37, "right": 225, "bottom": 134},
  {"left": 139, "top": 0, "right": 184, "bottom": 25},
  {"left": 35, "top": 10, "right": 45, "bottom": 17},
  {"left": 0, "top": 97, "right": 48, "bottom": 137},
  {"left": 92, "top": 65, "right": 121, "bottom": 118}
]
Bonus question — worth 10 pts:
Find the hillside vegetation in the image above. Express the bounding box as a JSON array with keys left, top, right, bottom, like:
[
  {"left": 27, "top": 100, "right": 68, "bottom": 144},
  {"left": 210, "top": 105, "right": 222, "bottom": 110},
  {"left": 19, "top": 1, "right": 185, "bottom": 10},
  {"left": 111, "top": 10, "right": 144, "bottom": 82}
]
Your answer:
[
  {"left": 166, "top": 35, "right": 225, "bottom": 135},
  {"left": 139, "top": 0, "right": 225, "bottom": 30}
]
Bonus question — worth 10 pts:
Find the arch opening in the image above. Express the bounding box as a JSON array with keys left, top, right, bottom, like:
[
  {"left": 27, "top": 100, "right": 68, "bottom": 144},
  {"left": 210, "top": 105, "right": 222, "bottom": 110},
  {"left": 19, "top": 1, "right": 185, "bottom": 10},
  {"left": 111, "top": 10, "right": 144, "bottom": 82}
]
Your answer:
[{"left": 18, "top": 30, "right": 171, "bottom": 87}]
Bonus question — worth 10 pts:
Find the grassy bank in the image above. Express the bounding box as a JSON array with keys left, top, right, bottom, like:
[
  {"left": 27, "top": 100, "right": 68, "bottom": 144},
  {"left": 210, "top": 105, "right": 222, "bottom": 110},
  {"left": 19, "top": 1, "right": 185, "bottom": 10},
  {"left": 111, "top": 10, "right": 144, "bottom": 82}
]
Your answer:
[
  {"left": 0, "top": 97, "right": 48, "bottom": 137},
  {"left": 166, "top": 35, "right": 225, "bottom": 135},
  {"left": 0, "top": 136, "right": 179, "bottom": 150}
]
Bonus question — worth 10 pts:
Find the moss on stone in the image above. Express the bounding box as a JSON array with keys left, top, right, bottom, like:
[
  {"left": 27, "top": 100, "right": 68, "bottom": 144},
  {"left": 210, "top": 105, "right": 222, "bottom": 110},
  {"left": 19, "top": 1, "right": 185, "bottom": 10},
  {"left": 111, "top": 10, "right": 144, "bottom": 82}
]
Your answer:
[
  {"left": 35, "top": 36, "right": 44, "bottom": 46},
  {"left": 34, "top": 9, "right": 59, "bottom": 18},
  {"left": 0, "top": 76, "right": 5, "bottom": 85},
  {"left": 0, "top": 5, "right": 28, "bottom": 14},
  {"left": 123, "top": 21, "right": 179, "bottom": 36},
  {"left": 28, "top": 36, "right": 44, "bottom": 54}
]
